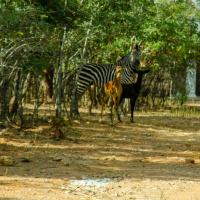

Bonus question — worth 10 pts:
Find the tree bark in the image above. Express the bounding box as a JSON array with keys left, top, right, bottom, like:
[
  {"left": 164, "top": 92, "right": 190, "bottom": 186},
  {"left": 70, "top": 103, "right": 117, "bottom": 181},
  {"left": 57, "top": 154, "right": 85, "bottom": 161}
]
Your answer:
[
  {"left": 55, "top": 26, "right": 66, "bottom": 118},
  {"left": 33, "top": 73, "right": 39, "bottom": 125},
  {"left": 0, "top": 80, "right": 9, "bottom": 120},
  {"left": 9, "top": 70, "right": 21, "bottom": 116}
]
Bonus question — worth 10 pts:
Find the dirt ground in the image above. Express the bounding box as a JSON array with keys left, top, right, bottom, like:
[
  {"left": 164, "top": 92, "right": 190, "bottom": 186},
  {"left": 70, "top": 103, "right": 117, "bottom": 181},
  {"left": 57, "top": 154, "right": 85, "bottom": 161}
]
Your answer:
[{"left": 1, "top": 109, "right": 200, "bottom": 200}]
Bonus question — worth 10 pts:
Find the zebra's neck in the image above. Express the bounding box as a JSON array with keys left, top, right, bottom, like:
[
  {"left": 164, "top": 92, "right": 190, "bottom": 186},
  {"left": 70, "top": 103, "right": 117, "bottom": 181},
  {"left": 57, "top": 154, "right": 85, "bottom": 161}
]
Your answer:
[
  {"left": 120, "top": 59, "right": 140, "bottom": 84},
  {"left": 121, "top": 69, "right": 135, "bottom": 84}
]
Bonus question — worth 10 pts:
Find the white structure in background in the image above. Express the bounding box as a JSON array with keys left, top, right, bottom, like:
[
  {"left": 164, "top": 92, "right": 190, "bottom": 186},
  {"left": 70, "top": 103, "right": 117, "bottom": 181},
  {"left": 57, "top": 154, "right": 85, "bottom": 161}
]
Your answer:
[
  {"left": 192, "top": 0, "right": 200, "bottom": 9},
  {"left": 185, "top": 0, "right": 199, "bottom": 98},
  {"left": 186, "top": 65, "right": 196, "bottom": 98},
  {"left": 192, "top": 0, "right": 200, "bottom": 30}
]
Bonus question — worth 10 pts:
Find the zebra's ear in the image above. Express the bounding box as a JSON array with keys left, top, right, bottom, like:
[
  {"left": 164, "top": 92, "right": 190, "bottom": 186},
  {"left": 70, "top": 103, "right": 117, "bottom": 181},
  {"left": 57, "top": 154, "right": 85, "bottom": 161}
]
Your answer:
[
  {"left": 131, "top": 43, "right": 140, "bottom": 51},
  {"left": 130, "top": 35, "right": 136, "bottom": 47},
  {"left": 135, "top": 44, "right": 139, "bottom": 50}
]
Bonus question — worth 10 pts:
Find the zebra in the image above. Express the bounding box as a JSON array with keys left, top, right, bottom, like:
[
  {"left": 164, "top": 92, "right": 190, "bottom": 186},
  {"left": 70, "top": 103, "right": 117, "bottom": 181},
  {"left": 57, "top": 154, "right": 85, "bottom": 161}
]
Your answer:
[{"left": 70, "top": 44, "right": 142, "bottom": 118}]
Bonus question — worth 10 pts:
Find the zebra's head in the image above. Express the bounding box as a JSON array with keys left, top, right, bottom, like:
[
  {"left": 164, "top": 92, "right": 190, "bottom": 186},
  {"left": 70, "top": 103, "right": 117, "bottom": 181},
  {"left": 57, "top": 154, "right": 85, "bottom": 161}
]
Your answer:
[
  {"left": 116, "top": 44, "right": 142, "bottom": 68},
  {"left": 129, "top": 44, "right": 142, "bottom": 67}
]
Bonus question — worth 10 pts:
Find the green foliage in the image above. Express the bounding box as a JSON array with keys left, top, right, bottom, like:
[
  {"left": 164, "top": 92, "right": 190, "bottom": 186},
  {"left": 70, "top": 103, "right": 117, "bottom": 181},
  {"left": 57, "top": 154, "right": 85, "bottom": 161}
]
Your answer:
[
  {"left": 30, "top": 0, "right": 82, "bottom": 26},
  {"left": 175, "top": 92, "right": 188, "bottom": 106},
  {"left": 1, "top": 0, "right": 200, "bottom": 96}
]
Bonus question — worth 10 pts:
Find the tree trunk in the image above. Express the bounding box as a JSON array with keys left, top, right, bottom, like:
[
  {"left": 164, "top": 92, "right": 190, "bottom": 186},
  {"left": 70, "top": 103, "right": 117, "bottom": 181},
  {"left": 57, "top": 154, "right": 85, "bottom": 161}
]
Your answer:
[
  {"left": 9, "top": 70, "right": 21, "bottom": 116},
  {"left": 55, "top": 26, "right": 66, "bottom": 118},
  {"left": 0, "top": 80, "right": 9, "bottom": 120},
  {"left": 21, "top": 73, "right": 32, "bottom": 103},
  {"left": 18, "top": 72, "right": 32, "bottom": 127},
  {"left": 33, "top": 73, "right": 39, "bottom": 125},
  {"left": 42, "top": 68, "right": 54, "bottom": 102}
]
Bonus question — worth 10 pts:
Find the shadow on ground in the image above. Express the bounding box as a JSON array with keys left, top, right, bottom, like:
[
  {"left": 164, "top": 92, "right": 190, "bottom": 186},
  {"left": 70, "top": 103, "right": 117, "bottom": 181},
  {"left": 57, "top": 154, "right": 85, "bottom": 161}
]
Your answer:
[{"left": 1, "top": 111, "right": 200, "bottom": 182}]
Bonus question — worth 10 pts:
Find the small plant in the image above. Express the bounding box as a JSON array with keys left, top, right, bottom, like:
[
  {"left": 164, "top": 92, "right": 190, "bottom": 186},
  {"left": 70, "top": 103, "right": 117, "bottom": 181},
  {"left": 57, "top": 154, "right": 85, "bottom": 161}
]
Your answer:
[
  {"left": 49, "top": 117, "right": 80, "bottom": 141},
  {"left": 175, "top": 92, "right": 187, "bottom": 106}
]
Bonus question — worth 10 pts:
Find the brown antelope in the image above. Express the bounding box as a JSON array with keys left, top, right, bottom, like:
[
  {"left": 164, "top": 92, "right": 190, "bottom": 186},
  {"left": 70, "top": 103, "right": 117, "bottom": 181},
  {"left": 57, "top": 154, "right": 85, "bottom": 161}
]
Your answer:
[{"left": 101, "top": 66, "right": 123, "bottom": 125}]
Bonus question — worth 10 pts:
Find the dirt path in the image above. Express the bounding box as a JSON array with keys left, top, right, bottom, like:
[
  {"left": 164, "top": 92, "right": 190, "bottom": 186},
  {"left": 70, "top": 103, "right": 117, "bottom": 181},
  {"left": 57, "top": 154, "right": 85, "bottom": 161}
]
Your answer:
[{"left": 1, "top": 111, "right": 200, "bottom": 200}]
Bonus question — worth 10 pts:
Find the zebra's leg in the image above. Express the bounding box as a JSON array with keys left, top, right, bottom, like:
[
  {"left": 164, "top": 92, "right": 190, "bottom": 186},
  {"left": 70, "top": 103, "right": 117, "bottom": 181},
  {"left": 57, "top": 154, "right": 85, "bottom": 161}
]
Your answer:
[
  {"left": 116, "top": 105, "right": 122, "bottom": 122},
  {"left": 115, "top": 98, "right": 122, "bottom": 123},
  {"left": 88, "top": 95, "right": 93, "bottom": 115},
  {"left": 130, "top": 98, "right": 136, "bottom": 123},
  {"left": 88, "top": 85, "right": 95, "bottom": 115},
  {"left": 119, "top": 98, "right": 125, "bottom": 116},
  {"left": 100, "top": 93, "right": 108, "bottom": 122}
]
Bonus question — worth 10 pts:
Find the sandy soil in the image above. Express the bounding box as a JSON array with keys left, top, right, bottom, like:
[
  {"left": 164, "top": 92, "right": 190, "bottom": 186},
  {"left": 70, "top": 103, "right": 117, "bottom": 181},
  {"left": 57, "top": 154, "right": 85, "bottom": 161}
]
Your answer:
[{"left": 1, "top": 110, "right": 200, "bottom": 200}]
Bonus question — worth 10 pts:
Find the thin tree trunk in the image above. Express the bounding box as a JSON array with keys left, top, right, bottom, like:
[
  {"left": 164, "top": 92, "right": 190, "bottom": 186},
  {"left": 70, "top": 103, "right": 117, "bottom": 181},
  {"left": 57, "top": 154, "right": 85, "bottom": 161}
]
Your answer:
[
  {"left": 17, "top": 74, "right": 25, "bottom": 128},
  {"left": 81, "top": 18, "right": 92, "bottom": 62},
  {"left": 21, "top": 72, "right": 32, "bottom": 103},
  {"left": 33, "top": 73, "right": 39, "bottom": 125},
  {"left": 0, "top": 65, "right": 17, "bottom": 120},
  {"left": 9, "top": 70, "right": 21, "bottom": 116},
  {"left": 55, "top": 26, "right": 66, "bottom": 118},
  {"left": 43, "top": 68, "right": 54, "bottom": 101},
  {"left": 0, "top": 80, "right": 9, "bottom": 120},
  {"left": 18, "top": 72, "right": 32, "bottom": 128}
]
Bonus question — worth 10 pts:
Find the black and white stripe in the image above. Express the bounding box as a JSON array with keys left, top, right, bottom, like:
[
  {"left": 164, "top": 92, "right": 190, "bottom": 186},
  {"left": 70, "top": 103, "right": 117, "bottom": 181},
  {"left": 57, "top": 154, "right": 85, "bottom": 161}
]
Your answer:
[
  {"left": 76, "top": 63, "right": 119, "bottom": 98},
  {"left": 76, "top": 45, "right": 141, "bottom": 98},
  {"left": 70, "top": 44, "right": 142, "bottom": 117}
]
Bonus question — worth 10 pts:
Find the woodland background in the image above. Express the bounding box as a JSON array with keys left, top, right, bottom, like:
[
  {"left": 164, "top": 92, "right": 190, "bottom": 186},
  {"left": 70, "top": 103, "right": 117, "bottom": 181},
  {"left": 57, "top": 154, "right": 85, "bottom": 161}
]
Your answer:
[{"left": 0, "top": 0, "right": 200, "bottom": 127}]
